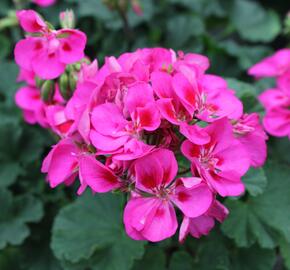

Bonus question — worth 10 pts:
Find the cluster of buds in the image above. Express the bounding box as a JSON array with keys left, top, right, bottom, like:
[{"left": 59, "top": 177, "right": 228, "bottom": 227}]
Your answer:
[{"left": 14, "top": 10, "right": 267, "bottom": 242}]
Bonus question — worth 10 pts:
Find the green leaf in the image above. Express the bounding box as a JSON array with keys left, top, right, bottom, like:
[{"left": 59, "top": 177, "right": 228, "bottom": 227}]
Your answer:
[
  {"left": 191, "top": 230, "right": 230, "bottom": 270},
  {"left": 0, "top": 162, "right": 23, "bottom": 187},
  {"left": 51, "top": 192, "right": 145, "bottom": 269},
  {"left": 169, "top": 251, "right": 194, "bottom": 270},
  {"left": 230, "top": 0, "right": 281, "bottom": 42},
  {"left": 0, "top": 189, "right": 44, "bottom": 249},
  {"left": 222, "top": 161, "right": 290, "bottom": 248},
  {"left": 226, "top": 78, "right": 258, "bottom": 112},
  {"left": 0, "top": 61, "right": 19, "bottom": 104},
  {"left": 243, "top": 167, "right": 267, "bottom": 196},
  {"left": 279, "top": 237, "right": 290, "bottom": 270},
  {"left": 132, "top": 246, "right": 166, "bottom": 270},
  {"left": 0, "top": 35, "right": 10, "bottom": 59},
  {"left": 232, "top": 245, "right": 276, "bottom": 270},
  {"left": 221, "top": 40, "right": 272, "bottom": 70},
  {"left": 166, "top": 14, "right": 204, "bottom": 48}
]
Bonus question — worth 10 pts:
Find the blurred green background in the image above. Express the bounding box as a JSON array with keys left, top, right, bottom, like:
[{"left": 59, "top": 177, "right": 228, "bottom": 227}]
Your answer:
[{"left": 0, "top": 0, "right": 290, "bottom": 269}]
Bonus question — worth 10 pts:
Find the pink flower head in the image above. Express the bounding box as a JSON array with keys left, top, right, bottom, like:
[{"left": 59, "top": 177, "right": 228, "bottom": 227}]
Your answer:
[
  {"left": 32, "top": 0, "right": 56, "bottom": 7},
  {"left": 182, "top": 118, "right": 250, "bottom": 197},
  {"left": 15, "top": 10, "right": 87, "bottom": 79},
  {"left": 179, "top": 200, "right": 229, "bottom": 242},
  {"left": 124, "top": 149, "right": 213, "bottom": 242},
  {"left": 41, "top": 138, "right": 80, "bottom": 188},
  {"left": 248, "top": 49, "right": 290, "bottom": 78},
  {"left": 232, "top": 113, "right": 268, "bottom": 167}
]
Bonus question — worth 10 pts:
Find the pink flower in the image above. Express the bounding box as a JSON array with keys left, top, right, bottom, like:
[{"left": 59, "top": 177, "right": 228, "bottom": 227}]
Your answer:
[
  {"left": 15, "top": 86, "right": 48, "bottom": 127},
  {"left": 179, "top": 200, "right": 229, "bottom": 242},
  {"left": 41, "top": 138, "right": 80, "bottom": 188},
  {"left": 32, "top": 0, "right": 56, "bottom": 7},
  {"left": 124, "top": 149, "right": 213, "bottom": 242},
  {"left": 232, "top": 113, "right": 267, "bottom": 167},
  {"left": 182, "top": 118, "right": 250, "bottom": 197},
  {"left": 248, "top": 49, "right": 290, "bottom": 78},
  {"left": 14, "top": 10, "right": 86, "bottom": 79}
]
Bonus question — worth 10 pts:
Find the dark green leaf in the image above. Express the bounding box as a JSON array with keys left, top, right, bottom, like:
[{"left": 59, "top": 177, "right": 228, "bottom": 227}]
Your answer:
[
  {"left": 243, "top": 167, "right": 267, "bottom": 196},
  {"left": 0, "top": 189, "right": 44, "bottom": 249},
  {"left": 51, "top": 192, "right": 145, "bottom": 269}
]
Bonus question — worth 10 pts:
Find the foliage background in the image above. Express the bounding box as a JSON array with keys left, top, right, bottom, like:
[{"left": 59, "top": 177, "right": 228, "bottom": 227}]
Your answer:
[{"left": 0, "top": 0, "right": 290, "bottom": 269}]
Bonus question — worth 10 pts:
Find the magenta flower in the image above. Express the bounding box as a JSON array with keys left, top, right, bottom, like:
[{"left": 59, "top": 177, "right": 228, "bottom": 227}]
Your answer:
[
  {"left": 232, "top": 113, "right": 268, "bottom": 167},
  {"left": 179, "top": 200, "right": 228, "bottom": 242},
  {"left": 32, "top": 0, "right": 56, "bottom": 7},
  {"left": 182, "top": 118, "right": 250, "bottom": 197},
  {"left": 14, "top": 10, "right": 86, "bottom": 79},
  {"left": 124, "top": 149, "right": 213, "bottom": 242}
]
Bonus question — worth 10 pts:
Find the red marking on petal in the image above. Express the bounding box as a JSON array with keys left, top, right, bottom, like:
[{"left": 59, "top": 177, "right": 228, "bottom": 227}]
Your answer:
[
  {"left": 34, "top": 41, "right": 43, "bottom": 51},
  {"left": 155, "top": 207, "right": 165, "bottom": 217},
  {"left": 184, "top": 88, "right": 196, "bottom": 104},
  {"left": 177, "top": 191, "right": 190, "bottom": 202},
  {"left": 57, "top": 120, "right": 73, "bottom": 133},
  {"left": 62, "top": 42, "right": 71, "bottom": 52}
]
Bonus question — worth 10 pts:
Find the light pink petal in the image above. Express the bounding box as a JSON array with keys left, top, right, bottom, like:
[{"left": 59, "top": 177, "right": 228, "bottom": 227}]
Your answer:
[
  {"left": 259, "top": 89, "right": 288, "bottom": 110},
  {"left": 58, "top": 29, "right": 87, "bottom": 64},
  {"left": 79, "top": 155, "right": 121, "bottom": 193}
]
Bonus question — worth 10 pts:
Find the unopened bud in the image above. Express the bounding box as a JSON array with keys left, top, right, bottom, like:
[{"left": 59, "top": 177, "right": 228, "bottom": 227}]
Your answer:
[
  {"left": 41, "top": 80, "right": 55, "bottom": 103},
  {"left": 59, "top": 10, "right": 75, "bottom": 29},
  {"left": 59, "top": 73, "right": 71, "bottom": 100},
  {"left": 35, "top": 76, "right": 44, "bottom": 89},
  {"left": 69, "top": 73, "right": 77, "bottom": 92},
  {"left": 131, "top": 0, "right": 142, "bottom": 16}
]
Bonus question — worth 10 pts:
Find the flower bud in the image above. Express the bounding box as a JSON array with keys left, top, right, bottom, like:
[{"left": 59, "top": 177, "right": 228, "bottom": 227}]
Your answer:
[
  {"left": 69, "top": 73, "right": 77, "bottom": 92},
  {"left": 59, "top": 10, "right": 75, "bottom": 29},
  {"left": 41, "top": 80, "right": 55, "bottom": 103},
  {"left": 35, "top": 76, "right": 44, "bottom": 89},
  {"left": 59, "top": 73, "right": 71, "bottom": 100}
]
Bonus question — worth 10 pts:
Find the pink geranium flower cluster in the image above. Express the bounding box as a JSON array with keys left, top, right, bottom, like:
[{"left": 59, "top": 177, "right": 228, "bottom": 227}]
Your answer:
[
  {"left": 249, "top": 49, "right": 290, "bottom": 139},
  {"left": 14, "top": 10, "right": 267, "bottom": 242}
]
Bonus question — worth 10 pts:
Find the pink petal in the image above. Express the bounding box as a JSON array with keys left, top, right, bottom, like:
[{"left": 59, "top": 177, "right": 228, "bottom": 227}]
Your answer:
[
  {"left": 151, "top": 71, "right": 175, "bottom": 98},
  {"left": 171, "top": 181, "right": 213, "bottom": 218},
  {"left": 58, "top": 29, "right": 87, "bottom": 64},
  {"left": 91, "top": 103, "right": 127, "bottom": 136},
  {"left": 134, "top": 103, "right": 161, "bottom": 131},
  {"left": 16, "top": 10, "right": 46, "bottom": 33},
  {"left": 79, "top": 155, "right": 121, "bottom": 193},
  {"left": 41, "top": 139, "right": 79, "bottom": 188},
  {"left": 179, "top": 123, "right": 210, "bottom": 145},
  {"left": 32, "top": 50, "right": 65, "bottom": 79}
]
